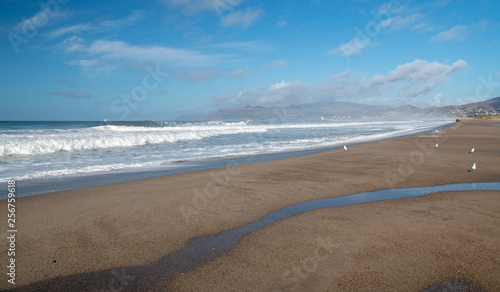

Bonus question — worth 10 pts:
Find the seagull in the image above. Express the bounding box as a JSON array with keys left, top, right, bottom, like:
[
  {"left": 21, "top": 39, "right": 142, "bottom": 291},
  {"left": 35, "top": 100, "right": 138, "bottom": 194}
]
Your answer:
[
  {"left": 468, "top": 163, "right": 476, "bottom": 173},
  {"left": 469, "top": 147, "right": 475, "bottom": 153},
  {"left": 344, "top": 145, "right": 348, "bottom": 152},
  {"left": 434, "top": 143, "right": 439, "bottom": 149}
]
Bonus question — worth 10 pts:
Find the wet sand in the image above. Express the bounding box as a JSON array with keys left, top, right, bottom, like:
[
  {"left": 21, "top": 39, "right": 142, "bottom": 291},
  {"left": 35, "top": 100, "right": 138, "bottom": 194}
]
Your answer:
[
  {"left": 1, "top": 119, "right": 499, "bottom": 291},
  {"left": 166, "top": 190, "right": 500, "bottom": 291}
]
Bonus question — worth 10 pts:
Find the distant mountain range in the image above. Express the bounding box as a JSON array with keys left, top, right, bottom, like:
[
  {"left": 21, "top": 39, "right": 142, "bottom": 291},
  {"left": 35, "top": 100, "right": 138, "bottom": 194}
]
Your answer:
[{"left": 176, "top": 97, "right": 500, "bottom": 121}]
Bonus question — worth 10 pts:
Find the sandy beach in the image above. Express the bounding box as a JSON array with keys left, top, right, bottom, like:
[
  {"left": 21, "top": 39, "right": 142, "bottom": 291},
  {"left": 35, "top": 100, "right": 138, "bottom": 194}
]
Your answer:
[{"left": 1, "top": 119, "right": 499, "bottom": 291}]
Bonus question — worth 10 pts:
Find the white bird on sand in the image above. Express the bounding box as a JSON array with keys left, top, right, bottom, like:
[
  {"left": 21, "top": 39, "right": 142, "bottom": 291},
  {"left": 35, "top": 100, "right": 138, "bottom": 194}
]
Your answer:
[
  {"left": 434, "top": 143, "right": 439, "bottom": 149},
  {"left": 468, "top": 163, "right": 477, "bottom": 173},
  {"left": 344, "top": 145, "right": 348, "bottom": 152},
  {"left": 469, "top": 147, "right": 475, "bottom": 153}
]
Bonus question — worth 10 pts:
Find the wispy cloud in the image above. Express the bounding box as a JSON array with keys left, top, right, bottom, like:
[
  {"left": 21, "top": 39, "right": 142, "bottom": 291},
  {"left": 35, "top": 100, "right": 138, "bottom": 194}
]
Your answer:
[
  {"left": 431, "top": 25, "right": 468, "bottom": 42},
  {"left": 161, "top": 0, "right": 243, "bottom": 14},
  {"left": 221, "top": 7, "right": 265, "bottom": 28},
  {"left": 430, "top": 93, "right": 446, "bottom": 106},
  {"left": 67, "top": 58, "right": 100, "bottom": 68},
  {"left": 49, "top": 90, "right": 91, "bottom": 99},
  {"left": 213, "top": 80, "right": 310, "bottom": 106},
  {"left": 162, "top": 0, "right": 264, "bottom": 29},
  {"left": 178, "top": 70, "right": 221, "bottom": 82},
  {"left": 47, "top": 24, "right": 91, "bottom": 39},
  {"left": 214, "top": 59, "right": 467, "bottom": 107},
  {"left": 229, "top": 67, "right": 249, "bottom": 78},
  {"left": 13, "top": 9, "right": 68, "bottom": 32},
  {"left": 46, "top": 11, "right": 145, "bottom": 39},
  {"left": 380, "top": 14, "right": 422, "bottom": 30},
  {"left": 263, "top": 59, "right": 287, "bottom": 69},
  {"left": 203, "top": 40, "right": 272, "bottom": 52},
  {"left": 61, "top": 38, "right": 219, "bottom": 70},
  {"left": 329, "top": 38, "right": 368, "bottom": 57},
  {"left": 387, "top": 59, "right": 467, "bottom": 97},
  {"left": 276, "top": 20, "right": 287, "bottom": 27},
  {"left": 330, "top": 2, "right": 429, "bottom": 58},
  {"left": 412, "top": 22, "right": 434, "bottom": 32}
]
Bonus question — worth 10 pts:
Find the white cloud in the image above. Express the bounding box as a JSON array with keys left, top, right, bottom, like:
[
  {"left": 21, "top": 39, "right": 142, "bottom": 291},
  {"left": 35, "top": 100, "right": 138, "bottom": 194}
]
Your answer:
[
  {"left": 49, "top": 90, "right": 91, "bottom": 99},
  {"left": 377, "top": 2, "right": 404, "bottom": 15},
  {"left": 430, "top": 93, "right": 446, "bottom": 106},
  {"left": 47, "top": 24, "right": 91, "bottom": 39},
  {"left": 437, "top": 0, "right": 451, "bottom": 7},
  {"left": 59, "top": 36, "right": 86, "bottom": 52},
  {"left": 229, "top": 67, "right": 249, "bottom": 78},
  {"left": 204, "top": 40, "right": 272, "bottom": 52},
  {"left": 179, "top": 70, "right": 221, "bottom": 82},
  {"left": 213, "top": 59, "right": 467, "bottom": 107},
  {"left": 162, "top": 0, "right": 243, "bottom": 14},
  {"left": 387, "top": 59, "right": 467, "bottom": 97},
  {"left": 62, "top": 39, "right": 218, "bottom": 69},
  {"left": 90, "top": 40, "right": 213, "bottom": 65},
  {"left": 412, "top": 22, "right": 434, "bottom": 32},
  {"left": 67, "top": 59, "right": 99, "bottom": 67},
  {"left": 13, "top": 8, "right": 68, "bottom": 32},
  {"left": 276, "top": 20, "right": 287, "bottom": 27},
  {"left": 476, "top": 19, "right": 489, "bottom": 29},
  {"left": 269, "top": 81, "right": 290, "bottom": 90},
  {"left": 330, "top": 2, "right": 427, "bottom": 58},
  {"left": 214, "top": 80, "right": 310, "bottom": 106},
  {"left": 388, "top": 59, "right": 466, "bottom": 82},
  {"left": 263, "top": 59, "right": 287, "bottom": 69},
  {"left": 221, "top": 7, "right": 265, "bottom": 28},
  {"left": 380, "top": 14, "right": 422, "bottom": 30},
  {"left": 329, "top": 38, "right": 368, "bottom": 57},
  {"left": 431, "top": 25, "right": 468, "bottom": 42},
  {"left": 46, "top": 11, "right": 144, "bottom": 39}
]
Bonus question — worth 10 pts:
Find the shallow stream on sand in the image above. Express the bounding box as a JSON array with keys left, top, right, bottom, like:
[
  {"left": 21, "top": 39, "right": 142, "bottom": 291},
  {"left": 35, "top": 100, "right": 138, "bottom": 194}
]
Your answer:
[{"left": 17, "top": 182, "right": 500, "bottom": 291}]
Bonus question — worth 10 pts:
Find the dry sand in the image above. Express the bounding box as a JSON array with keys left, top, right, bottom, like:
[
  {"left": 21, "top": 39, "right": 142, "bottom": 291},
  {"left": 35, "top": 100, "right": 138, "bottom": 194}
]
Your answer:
[{"left": 1, "top": 119, "right": 499, "bottom": 291}]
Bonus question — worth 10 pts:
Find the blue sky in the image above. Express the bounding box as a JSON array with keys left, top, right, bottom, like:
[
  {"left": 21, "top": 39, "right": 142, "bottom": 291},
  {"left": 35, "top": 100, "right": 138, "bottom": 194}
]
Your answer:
[{"left": 1, "top": 0, "right": 499, "bottom": 121}]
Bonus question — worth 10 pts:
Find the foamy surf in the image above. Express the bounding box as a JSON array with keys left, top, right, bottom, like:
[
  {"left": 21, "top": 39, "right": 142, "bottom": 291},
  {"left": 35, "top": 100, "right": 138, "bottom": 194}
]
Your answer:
[{"left": 0, "top": 120, "right": 452, "bottom": 183}]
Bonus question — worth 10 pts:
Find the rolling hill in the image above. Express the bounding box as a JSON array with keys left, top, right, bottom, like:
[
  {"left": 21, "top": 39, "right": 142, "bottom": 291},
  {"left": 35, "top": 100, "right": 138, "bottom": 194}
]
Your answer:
[{"left": 176, "top": 97, "right": 500, "bottom": 121}]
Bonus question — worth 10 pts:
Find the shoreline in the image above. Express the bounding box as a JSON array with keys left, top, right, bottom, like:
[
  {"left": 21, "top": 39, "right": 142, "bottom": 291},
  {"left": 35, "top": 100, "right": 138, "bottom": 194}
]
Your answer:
[
  {"left": 1, "top": 120, "right": 451, "bottom": 199},
  {"left": 1, "top": 119, "right": 499, "bottom": 291}
]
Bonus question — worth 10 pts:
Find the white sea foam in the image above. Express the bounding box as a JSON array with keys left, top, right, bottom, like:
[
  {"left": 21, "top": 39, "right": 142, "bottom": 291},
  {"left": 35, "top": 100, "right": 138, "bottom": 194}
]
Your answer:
[
  {"left": 0, "top": 120, "right": 410, "bottom": 157},
  {"left": 0, "top": 119, "right": 452, "bottom": 183},
  {"left": 0, "top": 123, "right": 268, "bottom": 157}
]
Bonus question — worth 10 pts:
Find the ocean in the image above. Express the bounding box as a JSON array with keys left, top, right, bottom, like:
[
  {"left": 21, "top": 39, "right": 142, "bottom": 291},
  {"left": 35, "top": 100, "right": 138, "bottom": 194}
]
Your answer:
[{"left": 0, "top": 119, "right": 451, "bottom": 198}]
